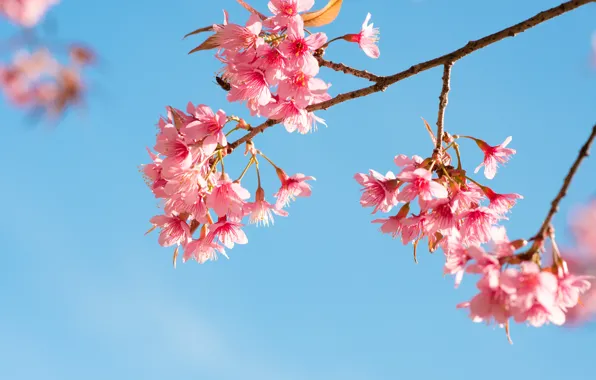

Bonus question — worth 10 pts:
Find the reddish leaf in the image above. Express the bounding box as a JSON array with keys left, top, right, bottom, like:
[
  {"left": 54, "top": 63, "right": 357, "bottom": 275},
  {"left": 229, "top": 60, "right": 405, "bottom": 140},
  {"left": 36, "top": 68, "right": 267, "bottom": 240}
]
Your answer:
[
  {"left": 302, "top": 0, "right": 343, "bottom": 27},
  {"left": 188, "top": 34, "right": 219, "bottom": 54}
]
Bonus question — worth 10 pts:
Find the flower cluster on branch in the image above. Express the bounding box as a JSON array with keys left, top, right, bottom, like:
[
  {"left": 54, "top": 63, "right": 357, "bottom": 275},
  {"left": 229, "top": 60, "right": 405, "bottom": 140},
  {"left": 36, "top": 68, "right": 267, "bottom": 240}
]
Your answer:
[{"left": 141, "top": 0, "right": 596, "bottom": 341}]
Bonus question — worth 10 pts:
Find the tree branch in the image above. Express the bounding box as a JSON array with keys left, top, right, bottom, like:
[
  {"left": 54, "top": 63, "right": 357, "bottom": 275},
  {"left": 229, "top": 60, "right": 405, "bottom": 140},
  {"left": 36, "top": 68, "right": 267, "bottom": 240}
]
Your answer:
[
  {"left": 435, "top": 63, "right": 453, "bottom": 151},
  {"left": 316, "top": 56, "right": 382, "bottom": 82},
  {"left": 531, "top": 123, "right": 596, "bottom": 245},
  {"left": 228, "top": 0, "right": 594, "bottom": 151}
]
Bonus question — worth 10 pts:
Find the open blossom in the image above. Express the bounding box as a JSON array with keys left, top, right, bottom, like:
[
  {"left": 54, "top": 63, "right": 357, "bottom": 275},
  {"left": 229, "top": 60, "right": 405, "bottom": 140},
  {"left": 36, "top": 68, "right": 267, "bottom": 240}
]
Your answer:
[
  {"left": 267, "top": 0, "right": 314, "bottom": 34},
  {"left": 506, "top": 262, "right": 564, "bottom": 327},
  {"left": 274, "top": 169, "right": 315, "bottom": 209},
  {"left": 207, "top": 217, "right": 248, "bottom": 249},
  {"left": 474, "top": 136, "right": 516, "bottom": 180},
  {"left": 182, "top": 103, "right": 227, "bottom": 153},
  {"left": 354, "top": 170, "right": 399, "bottom": 213},
  {"left": 482, "top": 186, "right": 523, "bottom": 215},
  {"left": 397, "top": 168, "right": 448, "bottom": 204},
  {"left": 280, "top": 28, "right": 327, "bottom": 71},
  {"left": 227, "top": 65, "right": 272, "bottom": 106},
  {"left": 183, "top": 236, "right": 227, "bottom": 264},
  {"left": 207, "top": 173, "right": 251, "bottom": 217},
  {"left": 149, "top": 215, "right": 191, "bottom": 247},
  {"left": 460, "top": 207, "right": 500, "bottom": 245},
  {"left": 212, "top": 13, "right": 263, "bottom": 51},
  {"left": 0, "top": 0, "right": 58, "bottom": 27},
  {"left": 345, "top": 13, "right": 380, "bottom": 59},
  {"left": 244, "top": 187, "right": 288, "bottom": 226}
]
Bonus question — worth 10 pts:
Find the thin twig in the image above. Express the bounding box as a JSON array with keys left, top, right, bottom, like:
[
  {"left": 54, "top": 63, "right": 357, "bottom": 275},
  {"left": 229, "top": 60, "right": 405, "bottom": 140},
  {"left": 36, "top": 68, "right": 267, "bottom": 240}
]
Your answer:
[
  {"left": 316, "top": 56, "right": 381, "bottom": 82},
  {"left": 531, "top": 123, "right": 596, "bottom": 246},
  {"left": 228, "top": 0, "right": 594, "bottom": 151},
  {"left": 435, "top": 62, "right": 453, "bottom": 151}
]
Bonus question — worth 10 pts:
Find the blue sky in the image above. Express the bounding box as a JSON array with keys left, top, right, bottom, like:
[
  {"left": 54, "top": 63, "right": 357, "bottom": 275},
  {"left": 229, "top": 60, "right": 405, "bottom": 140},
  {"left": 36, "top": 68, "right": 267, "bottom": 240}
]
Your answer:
[{"left": 0, "top": 0, "right": 595, "bottom": 379}]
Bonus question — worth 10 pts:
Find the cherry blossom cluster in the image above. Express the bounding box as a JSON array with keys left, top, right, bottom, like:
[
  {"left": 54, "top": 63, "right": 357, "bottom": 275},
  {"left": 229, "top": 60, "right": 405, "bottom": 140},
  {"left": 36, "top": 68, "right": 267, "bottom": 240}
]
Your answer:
[
  {"left": 0, "top": 0, "right": 95, "bottom": 119},
  {"left": 211, "top": 2, "right": 332, "bottom": 134},
  {"left": 0, "top": 46, "right": 92, "bottom": 118},
  {"left": 355, "top": 132, "right": 594, "bottom": 338},
  {"left": 143, "top": 104, "right": 315, "bottom": 264},
  {"left": 193, "top": 0, "right": 379, "bottom": 134},
  {"left": 143, "top": 1, "right": 381, "bottom": 265}
]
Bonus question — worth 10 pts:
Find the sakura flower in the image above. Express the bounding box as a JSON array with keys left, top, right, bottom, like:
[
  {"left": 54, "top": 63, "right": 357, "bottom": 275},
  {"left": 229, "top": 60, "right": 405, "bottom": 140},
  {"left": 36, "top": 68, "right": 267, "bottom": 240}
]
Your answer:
[
  {"left": 426, "top": 198, "right": 458, "bottom": 236},
  {"left": 280, "top": 28, "right": 327, "bottom": 71},
  {"left": 345, "top": 13, "right": 380, "bottom": 59},
  {"left": 505, "top": 262, "right": 564, "bottom": 327},
  {"left": 394, "top": 154, "right": 423, "bottom": 170},
  {"left": 183, "top": 104, "right": 228, "bottom": 153},
  {"left": 267, "top": 0, "right": 314, "bottom": 34},
  {"left": 556, "top": 261, "right": 593, "bottom": 311},
  {"left": 274, "top": 169, "right": 315, "bottom": 209},
  {"left": 0, "top": 0, "right": 59, "bottom": 27},
  {"left": 207, "top": 173, "right": 251, "bottom": 217},
  {"left": 459, "top": 268, "right": 519, "bottom": 325},
  {"left": 149, "top": 215, "right": 191, "bottom": 247},
  {"left": 227, "top": 65, "right": 272, "bottom": 106},
  {"left": 183, "top": 236, "right": 227, "bottom": 264},
  {"left": 154, "top": 125, "right": 196, "bottom": 172},
  {"left": 397, "top": 168, "right": 448, "bottom": 204},
  {"left": 473, "top": 136, "right": 516, "bottom": 180},
  {"left": 465, "top": 246, "right": 501, "bottom": 289},
  {"left": 570, "top": 200, "right": 596, "bottom": 254},
  {"left": 207, "top": 217, "right": 248, "bottom": 249},
  {"left": 354, "top": 170, "right": 400, "bottom": 213},
  {"left": 459, "top": 207, "right": 499, "bottom": 245},
  {"left": 244, "top": 187, "right": 288, "bottom": 226},
  {"left": 212, "top": 13, "right": 263, "bottom": 51},
  {"left": 277, "top": 66, "right": 330, "bottom": 106},
  {"left": 444, "top": 242, "right": 470, "bottom": 287},
  {"left": 372, "top": 203, "right": 410, "bottom": 239},
  {"left": 482, "top": 186, "right": 523, "bottom": 215}
]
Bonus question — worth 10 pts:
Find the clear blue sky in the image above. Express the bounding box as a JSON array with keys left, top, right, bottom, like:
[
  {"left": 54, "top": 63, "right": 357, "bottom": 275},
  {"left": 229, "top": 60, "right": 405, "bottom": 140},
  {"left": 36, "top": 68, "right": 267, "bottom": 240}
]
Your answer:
[{"left": 1, "top": 1, "right": 595, "bottom": 379}]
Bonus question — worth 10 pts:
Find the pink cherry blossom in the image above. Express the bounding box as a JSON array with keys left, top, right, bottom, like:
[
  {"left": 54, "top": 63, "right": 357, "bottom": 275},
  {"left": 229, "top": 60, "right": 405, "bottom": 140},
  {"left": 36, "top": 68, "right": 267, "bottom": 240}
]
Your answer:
[
  {"left": 505, "top": 262, "right": 564, "bottom": 327},
  {"left": 570, "top": 200, "right": 596, "bottom": 254},
  {"left": 267, "top": 0, "right": 314, "bottom": 34},
  {"left": 397, "top": 168, "right": 448, "bottom": 204},
  {"left": 227, "top": 65, "right": 272, "bottom": 106},
  {"left": 354, "top": 170, "right": 399, "bottom": 213},
  {"left": 149, "top": 215, "right": 191, "bottom": 247},
  {"left": 183, "top": 104, "right": 228, "bottom": 153},
  {"left": 207, "top": 173, "right": 251, "bottom": 217},
  {"left": 482, "top": 187, "right": 523, "bottom": 215},
  {"left": 212, "top": 13, "right": 263, "bottom": 51},
  {"left": 183, "top": 236, "right": 228, "bottom": 264},
  {"left": 474, "top": 136, "right": 516, "bottom": 180},
  {"left": 274, "top": 169, "right": 315, "bottom": 209},
  {"left": 0, "top": 0, "right": 58, "bottom": 27},
  {"left": 459, "top": 207, "right": 499, "bottom": 245},
  {"left": 244, "top": 187, "right": 288, "bottom": 226},
  {"left": 345, "top": 13, "right": 380, "bottom": 59},
  {"left": 207, "top": 217, "right": 248, "bottom": 249},
  {"left": 280, "top": 29, "right": 327, "bottom": 71}
]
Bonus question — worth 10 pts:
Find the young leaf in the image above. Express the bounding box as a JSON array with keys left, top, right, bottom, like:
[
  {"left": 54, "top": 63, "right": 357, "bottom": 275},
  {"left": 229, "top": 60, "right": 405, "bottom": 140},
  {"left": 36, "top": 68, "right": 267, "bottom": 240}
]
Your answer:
[
  {"left": 236, "top": 0, "right": 267, "bottom": 20},
  {"left": 184, "top": 25, "right": 214, "bottom": 39},
  {"left": 188, "top": 35, "right": 219, "bottom": 54},
  {"left": 302, "top": 0, "right": 343, "bottom": 27}
]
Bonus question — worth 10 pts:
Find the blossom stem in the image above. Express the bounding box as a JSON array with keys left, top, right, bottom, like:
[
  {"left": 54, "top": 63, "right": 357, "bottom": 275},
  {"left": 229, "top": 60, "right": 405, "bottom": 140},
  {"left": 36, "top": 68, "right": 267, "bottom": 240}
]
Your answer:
[
  {"left": 464, "top": 175, "right": 484, "bottom": 189},
  {"left": 258, "top": 151, "right": 279, "bottom": 170},
  {"left": 319, "top": 35, "right": 347, "bottom": 50},
  {"left": 254, "top": 156, "right": 262, "bottom": 187},
  {"left": 218, "top": 151, "right": 225, "bottom": 175},
  {"left": 226, "top": 127, "right": 239, "bottom": 136},
  {"left": 452, "top": 142, "right": 463, "bottom": 170},
  {"left": 435, "top": 62, "right": 453, "bottom": 152},
  {"left": 236, "top": 157, "right": 255, "bottom": 182},
  {"left": 530, "top": 123, "right": 596, "bottom": 251}
]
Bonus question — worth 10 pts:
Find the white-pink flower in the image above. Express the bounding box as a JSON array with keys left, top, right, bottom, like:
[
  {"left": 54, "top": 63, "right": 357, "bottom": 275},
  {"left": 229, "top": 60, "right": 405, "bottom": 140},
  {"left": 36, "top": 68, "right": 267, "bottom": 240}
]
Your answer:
[{"left": 345, "top": 13, "right": 380, "bottom": 59}]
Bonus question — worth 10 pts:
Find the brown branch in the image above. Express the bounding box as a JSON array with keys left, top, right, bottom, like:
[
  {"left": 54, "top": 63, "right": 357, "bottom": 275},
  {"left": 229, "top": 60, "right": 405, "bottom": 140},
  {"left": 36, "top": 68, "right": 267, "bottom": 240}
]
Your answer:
[
  {"left": 531, "top": 123, "right": 596, "bottom": 247},
  {"left": 435, "top": 63, "right": 453, "bottom": 151},
  {"left": 316, "top": 56, "right": 381, "bottom": 82},
  {"left": 228, "top": 0, "right": 594, "bottom": 151}
]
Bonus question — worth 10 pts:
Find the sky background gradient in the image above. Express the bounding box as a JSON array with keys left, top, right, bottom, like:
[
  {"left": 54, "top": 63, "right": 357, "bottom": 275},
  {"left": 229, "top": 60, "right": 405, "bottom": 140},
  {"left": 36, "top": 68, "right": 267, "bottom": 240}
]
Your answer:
[{"left": 1, "top": 0, "right": 595, "bottom": 379}]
